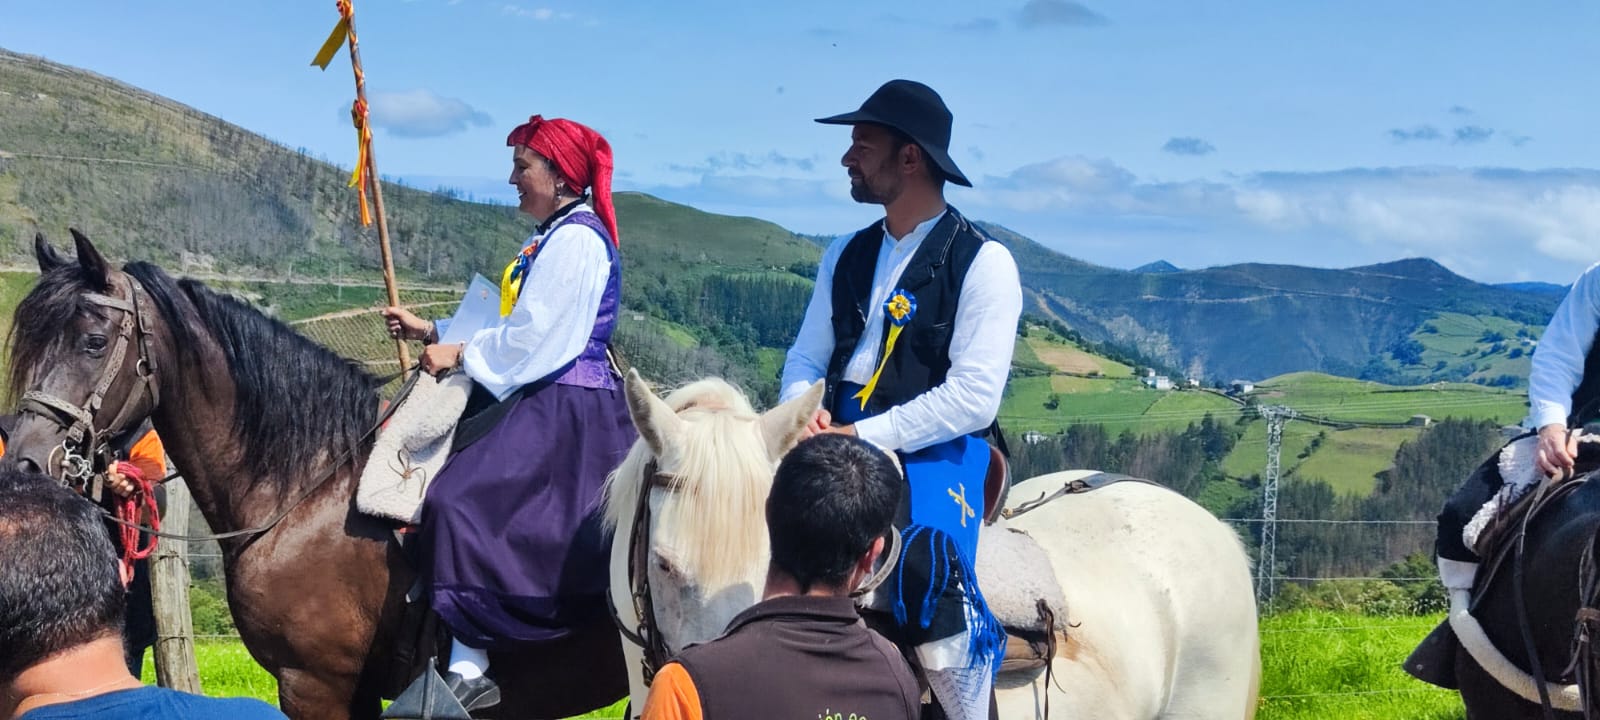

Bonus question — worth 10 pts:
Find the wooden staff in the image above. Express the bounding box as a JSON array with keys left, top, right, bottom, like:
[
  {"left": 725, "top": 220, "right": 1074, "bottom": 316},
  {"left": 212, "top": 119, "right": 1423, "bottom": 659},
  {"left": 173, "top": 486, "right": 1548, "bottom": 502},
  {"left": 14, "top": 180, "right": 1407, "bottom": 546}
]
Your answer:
[{"left": 315, "top": 0, "right": 410, "bottom": 369}]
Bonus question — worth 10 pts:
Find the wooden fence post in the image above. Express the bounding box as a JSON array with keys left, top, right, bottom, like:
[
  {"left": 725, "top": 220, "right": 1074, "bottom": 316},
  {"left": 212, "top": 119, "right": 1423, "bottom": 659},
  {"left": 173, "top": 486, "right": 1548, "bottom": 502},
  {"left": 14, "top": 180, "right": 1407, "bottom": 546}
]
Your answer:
[{"left": 151, "top": 477, "right": 202, "bottom": 693}]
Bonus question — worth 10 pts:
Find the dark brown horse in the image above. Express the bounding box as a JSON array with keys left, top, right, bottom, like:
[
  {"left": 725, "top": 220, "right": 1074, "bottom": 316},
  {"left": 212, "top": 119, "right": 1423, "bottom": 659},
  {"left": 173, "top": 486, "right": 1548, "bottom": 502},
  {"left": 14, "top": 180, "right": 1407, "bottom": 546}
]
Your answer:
[{"left": 4, "top": 230, "right": 625, "bottom": 719}]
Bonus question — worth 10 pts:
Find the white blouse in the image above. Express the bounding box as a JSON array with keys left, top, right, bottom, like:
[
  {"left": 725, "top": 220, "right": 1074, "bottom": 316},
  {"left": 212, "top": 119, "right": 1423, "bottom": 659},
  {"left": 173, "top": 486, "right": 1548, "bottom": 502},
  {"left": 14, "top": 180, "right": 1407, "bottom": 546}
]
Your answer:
[
  {"left": 461, "top": 203, "right": 613, "bottom": 399},
  {"left": 1529, "top": 262, "right": 1600, "bottom": 429}
]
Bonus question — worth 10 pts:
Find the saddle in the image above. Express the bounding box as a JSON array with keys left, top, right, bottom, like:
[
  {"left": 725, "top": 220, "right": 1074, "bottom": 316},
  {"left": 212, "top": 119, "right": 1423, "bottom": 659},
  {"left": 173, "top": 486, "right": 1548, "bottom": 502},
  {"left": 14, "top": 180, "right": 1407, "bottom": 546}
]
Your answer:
[
  {"left": 983, "top": 444, "right": 1009, "bottom": 526},
  {"left": 1475, "top": 440, "right": 1600, "bottom": 589},
  {"left": 875, "top": 472, "right": 1147, "bottom": 675}
]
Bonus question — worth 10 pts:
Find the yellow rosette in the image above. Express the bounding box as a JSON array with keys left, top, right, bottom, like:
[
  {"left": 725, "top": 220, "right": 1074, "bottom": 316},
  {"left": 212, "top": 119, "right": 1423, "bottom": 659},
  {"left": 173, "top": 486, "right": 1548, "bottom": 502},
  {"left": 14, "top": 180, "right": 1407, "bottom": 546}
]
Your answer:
[{"left": 853, "top": 289, "right": 918, "bottom": 410}]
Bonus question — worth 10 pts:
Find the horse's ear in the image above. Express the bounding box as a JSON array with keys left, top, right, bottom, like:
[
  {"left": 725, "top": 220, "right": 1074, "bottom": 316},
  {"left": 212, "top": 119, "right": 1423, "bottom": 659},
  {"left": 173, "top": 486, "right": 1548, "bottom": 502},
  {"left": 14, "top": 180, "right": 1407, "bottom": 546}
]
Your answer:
[
  {"left": 69, "top": 228, "right": 110, "bottom": 290},
  {"left": 624, "top": 368, "right": 685, "bottom": 457},
  {"left": 760, "top": 380, "right": 823, "bottom": 461},
  {"left": 34, "top": 232, "right": 67, "bottom": 273}
]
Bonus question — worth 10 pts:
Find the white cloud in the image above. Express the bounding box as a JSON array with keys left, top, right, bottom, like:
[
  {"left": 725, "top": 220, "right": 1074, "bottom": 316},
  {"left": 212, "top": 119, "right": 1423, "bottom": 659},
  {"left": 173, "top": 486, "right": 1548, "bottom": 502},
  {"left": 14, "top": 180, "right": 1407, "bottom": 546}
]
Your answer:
[
  {"left": 965, "top": 159, "right": 1600, "bottom": 281},
  {"left": 365, "top": 89, "right": 492, "bottom": 139},
  {"left": 502, "top": 5, "right": 572, "bottom": 21}
]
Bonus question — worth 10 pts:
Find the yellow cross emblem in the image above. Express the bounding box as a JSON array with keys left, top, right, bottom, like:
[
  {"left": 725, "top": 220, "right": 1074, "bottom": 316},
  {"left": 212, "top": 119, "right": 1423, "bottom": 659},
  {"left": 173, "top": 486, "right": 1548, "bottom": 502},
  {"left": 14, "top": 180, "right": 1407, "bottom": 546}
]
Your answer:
[{"left": 948, "top": 483, "right": 976, "bottom": 527}]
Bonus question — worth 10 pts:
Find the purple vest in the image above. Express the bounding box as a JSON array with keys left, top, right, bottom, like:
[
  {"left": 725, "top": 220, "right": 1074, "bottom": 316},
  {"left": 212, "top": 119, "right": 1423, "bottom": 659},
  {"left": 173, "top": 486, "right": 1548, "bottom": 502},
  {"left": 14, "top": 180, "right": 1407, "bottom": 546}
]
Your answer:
[{"left": 528, "top": 211, "right": 620, "bottom": 390}]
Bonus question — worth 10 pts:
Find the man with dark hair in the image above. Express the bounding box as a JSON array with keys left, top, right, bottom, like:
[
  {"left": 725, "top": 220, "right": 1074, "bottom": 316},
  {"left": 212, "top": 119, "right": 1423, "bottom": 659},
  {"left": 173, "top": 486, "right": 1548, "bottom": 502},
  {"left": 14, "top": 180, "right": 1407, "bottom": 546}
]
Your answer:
[
  {"left": 641, "top": 434, "right": 919, "bottom": 720},
  {"left": 0, "top": 471, "right": 283, "bottom": 720},
  {"left": 782, "top": 79, "right": 1020, "bottom": 719}
]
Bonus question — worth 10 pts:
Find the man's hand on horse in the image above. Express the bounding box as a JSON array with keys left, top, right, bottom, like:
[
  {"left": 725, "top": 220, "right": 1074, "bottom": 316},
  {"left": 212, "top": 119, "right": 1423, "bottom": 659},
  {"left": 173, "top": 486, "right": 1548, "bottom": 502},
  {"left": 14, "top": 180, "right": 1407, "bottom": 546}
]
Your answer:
[
  {"left": 420, "top": 342, "right": 464, "bottom": 377},
  {"left": 382, "top": 306, "right": 437, "bottom": 343},
  {"left": 819, "top": 422, "right": 856, "bottom": 438},
  {"left": 802, "top": 408, "right": 833, "bottom": 439},
  {"left": 106, "top": 463, "right": 139, "bottom": 498},
  {"left": 1537, "top": 423, "right": 1580, "bottom": 480}
]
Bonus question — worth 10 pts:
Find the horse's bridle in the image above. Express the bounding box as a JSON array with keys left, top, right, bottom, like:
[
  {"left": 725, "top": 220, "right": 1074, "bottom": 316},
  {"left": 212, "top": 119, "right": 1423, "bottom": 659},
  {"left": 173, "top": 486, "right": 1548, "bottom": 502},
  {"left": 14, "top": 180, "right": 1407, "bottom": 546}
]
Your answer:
[
  {"left": 19, "top": 275, "right": 160, "bottom": 496},
  {"left": 611, "top": 460, "right": 679, "bottom": 689}
]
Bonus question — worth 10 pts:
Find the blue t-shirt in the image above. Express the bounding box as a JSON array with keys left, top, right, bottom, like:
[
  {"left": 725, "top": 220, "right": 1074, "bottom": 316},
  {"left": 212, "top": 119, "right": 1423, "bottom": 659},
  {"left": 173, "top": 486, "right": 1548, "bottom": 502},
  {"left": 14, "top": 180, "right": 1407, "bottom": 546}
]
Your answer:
[{"left": 18, "top": 686, "right": 285, "bottom": 720}]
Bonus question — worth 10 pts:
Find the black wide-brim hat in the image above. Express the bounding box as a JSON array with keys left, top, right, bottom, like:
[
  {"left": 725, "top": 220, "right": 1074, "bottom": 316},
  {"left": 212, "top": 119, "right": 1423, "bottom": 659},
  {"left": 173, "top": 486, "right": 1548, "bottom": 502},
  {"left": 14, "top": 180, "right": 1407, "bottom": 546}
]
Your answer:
[{"left": 815, "top": 79, "right": 972, "bottom": 188}]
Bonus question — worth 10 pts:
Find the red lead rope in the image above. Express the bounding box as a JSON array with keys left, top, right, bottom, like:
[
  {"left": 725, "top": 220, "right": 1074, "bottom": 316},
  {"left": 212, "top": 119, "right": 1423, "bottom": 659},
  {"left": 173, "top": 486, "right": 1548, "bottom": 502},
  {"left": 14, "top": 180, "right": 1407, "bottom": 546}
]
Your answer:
[{"left": 114, "top": 461, "right": 160, "bottom": 572}]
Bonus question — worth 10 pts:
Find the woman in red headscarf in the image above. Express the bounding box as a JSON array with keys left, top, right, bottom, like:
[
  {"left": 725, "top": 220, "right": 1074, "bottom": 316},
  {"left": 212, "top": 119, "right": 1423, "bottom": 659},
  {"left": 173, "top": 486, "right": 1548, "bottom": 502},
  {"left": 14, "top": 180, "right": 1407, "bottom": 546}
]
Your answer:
[{"left": 382, "top": 116, "right": 632, "bottom": 712}]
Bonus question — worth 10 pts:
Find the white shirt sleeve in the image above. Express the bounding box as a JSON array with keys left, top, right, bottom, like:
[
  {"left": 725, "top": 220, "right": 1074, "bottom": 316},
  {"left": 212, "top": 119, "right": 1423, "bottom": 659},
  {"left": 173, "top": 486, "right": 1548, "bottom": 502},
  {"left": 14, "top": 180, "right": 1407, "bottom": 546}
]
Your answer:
[
  {"left": 779, "top": 234, "right": 852, "bottom": 403},
  {"left": 461, "top": 224, "right": 611, "bottom": 399},
  {"left": 1529, "top": 262, "right": 1600, "bottom": 429},
  {"left": 853, "top": 242, "right": 1023, "bottom": 452}
]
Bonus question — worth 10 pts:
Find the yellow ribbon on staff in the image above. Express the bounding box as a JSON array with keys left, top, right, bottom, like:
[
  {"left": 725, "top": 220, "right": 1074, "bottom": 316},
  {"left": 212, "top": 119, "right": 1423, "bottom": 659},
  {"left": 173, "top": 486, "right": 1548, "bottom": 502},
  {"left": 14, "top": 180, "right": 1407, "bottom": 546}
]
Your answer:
[
  {"left": 348, "top": 99, "right": 372, "bottom": 226},
  {"left": 853, "top": 290, "right": 918, "bottom": 411},
  {"left": 311, "top": 0, "right": 371, "bottom": 225},
  {"left": 311, "top": 0, "right": 355, "bottom": 70}
]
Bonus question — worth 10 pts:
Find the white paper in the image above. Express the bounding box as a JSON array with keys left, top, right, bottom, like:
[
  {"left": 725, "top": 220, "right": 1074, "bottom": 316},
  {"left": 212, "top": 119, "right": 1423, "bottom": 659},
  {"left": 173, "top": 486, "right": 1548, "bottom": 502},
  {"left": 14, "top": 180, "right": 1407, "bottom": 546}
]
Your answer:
[{"left": 438, "top": 273, "right": 501, "bottom": 345}]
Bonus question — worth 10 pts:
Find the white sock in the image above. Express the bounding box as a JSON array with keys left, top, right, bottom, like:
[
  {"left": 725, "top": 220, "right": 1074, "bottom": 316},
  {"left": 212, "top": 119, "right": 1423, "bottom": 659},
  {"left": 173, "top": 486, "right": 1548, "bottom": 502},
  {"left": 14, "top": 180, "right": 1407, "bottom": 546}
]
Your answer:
[
  {"left": 926, "top": 663, "right": 993, "bottom": 720},
  {"left": 1438, "top": 557, "right": 1479, "bottom": 592},
  {"left": 448, "top": 638, "right": 490, "bottom": 680}
]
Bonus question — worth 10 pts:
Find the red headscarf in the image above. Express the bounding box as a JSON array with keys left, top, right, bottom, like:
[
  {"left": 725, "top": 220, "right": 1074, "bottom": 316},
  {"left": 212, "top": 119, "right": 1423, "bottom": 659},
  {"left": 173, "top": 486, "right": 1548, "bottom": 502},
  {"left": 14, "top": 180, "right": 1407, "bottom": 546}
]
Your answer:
[{"left": 507, "top": 115, "right": 619, "bottom": 245}]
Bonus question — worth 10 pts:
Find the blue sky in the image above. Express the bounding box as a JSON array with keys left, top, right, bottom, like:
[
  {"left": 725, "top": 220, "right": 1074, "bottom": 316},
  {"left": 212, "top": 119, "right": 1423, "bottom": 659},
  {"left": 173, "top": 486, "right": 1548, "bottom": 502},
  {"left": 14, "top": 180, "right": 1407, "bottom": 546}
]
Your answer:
[{"left": 4, "top": 0, "right": 1600, "bottom": 283}]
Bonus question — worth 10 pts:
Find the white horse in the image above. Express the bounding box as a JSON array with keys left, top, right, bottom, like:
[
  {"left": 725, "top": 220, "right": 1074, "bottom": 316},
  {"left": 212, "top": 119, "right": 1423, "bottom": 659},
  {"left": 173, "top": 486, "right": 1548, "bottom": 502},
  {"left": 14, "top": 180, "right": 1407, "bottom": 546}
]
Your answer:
[{"left": 605, "top": 371, "right": 1261, "bottom": 719}]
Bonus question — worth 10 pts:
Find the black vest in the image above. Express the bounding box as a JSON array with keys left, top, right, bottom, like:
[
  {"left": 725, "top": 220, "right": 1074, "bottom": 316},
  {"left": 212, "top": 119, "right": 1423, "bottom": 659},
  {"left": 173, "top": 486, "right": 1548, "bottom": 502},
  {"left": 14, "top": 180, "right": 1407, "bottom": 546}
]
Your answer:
[
  {"left": 1571, "top": 327, "right": 1600, "bottom": 427},
  {"left": 824, "top": 207, "right": 992, "bottom": 418}
]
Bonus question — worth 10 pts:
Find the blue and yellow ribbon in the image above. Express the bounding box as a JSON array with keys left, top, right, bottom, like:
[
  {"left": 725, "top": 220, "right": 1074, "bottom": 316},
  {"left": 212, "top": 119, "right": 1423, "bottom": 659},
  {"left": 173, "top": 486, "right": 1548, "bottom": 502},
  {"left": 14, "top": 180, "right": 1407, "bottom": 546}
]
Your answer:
[
  {"left": 498, "top": 242, "right": 541, "bottom": 316},
  {"left": 853, "top": 289, "right": 917, "bottom": 410}
]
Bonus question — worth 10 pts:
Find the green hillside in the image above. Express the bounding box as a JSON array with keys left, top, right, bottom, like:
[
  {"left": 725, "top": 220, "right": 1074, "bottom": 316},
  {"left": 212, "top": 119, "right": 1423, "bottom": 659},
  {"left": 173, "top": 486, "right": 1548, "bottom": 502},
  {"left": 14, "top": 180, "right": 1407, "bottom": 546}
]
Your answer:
[
  {"left": 1248, "top": 372, "right": 1527, "bottom": 425},
  {"left": 1406, "top": 311, "right": 1537, "bottom": 386},
  {"left": 1010, "top": 327, "right": 1527, "bottom": 498}
]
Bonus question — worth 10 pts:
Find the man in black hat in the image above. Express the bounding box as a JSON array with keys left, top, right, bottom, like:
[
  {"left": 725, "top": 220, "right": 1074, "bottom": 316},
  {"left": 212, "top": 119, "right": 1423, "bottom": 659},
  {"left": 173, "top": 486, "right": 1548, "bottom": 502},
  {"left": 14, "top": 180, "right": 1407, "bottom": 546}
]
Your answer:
[{"left": 779, "top": 79, "right": 1022, "bottom": 720}]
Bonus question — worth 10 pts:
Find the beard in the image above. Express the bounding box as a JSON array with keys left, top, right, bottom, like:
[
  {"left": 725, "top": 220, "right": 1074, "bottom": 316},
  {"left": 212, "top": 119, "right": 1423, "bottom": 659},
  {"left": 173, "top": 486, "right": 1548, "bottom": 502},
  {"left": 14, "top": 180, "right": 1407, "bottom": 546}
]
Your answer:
[{"left": 850, "top": 172, "right": 899, "bottom": 205}]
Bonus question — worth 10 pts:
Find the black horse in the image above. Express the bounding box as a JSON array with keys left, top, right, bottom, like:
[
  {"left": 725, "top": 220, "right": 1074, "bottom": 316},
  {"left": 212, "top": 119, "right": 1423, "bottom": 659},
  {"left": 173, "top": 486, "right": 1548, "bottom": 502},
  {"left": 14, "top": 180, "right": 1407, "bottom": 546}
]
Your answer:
[{"left": 1426, "top": 453, "right": 1600, "bottom": 719}]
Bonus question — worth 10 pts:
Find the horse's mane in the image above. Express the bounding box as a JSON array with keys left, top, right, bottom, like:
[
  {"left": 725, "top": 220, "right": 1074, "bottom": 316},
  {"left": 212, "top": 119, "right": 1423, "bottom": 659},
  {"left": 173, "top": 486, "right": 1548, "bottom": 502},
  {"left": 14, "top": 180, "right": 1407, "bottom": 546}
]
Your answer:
[
  {"left": 603, "top": 378, "right": 775, "bottom": 588},
  {"left": 8, "top": 261, "right": 381, "bottom": 484}
]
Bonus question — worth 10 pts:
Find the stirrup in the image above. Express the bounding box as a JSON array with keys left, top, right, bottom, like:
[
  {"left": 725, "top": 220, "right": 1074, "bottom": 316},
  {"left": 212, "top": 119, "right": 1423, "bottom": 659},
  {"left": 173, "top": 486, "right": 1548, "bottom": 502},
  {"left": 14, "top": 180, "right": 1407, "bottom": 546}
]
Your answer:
[{"left": 382, "top": 659, "right": 473, "bottom": 720}]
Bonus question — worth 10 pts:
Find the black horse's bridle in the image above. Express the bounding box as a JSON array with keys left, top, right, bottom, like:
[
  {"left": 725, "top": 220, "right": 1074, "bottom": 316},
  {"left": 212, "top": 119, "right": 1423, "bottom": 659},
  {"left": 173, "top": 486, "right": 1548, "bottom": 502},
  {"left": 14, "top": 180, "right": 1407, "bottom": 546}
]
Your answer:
[
  {"left": 611, "top": 461, "right": 679, "bottom": 689},
  {"left": 18, "top": 275, "right": 160, "bottom": 496}
]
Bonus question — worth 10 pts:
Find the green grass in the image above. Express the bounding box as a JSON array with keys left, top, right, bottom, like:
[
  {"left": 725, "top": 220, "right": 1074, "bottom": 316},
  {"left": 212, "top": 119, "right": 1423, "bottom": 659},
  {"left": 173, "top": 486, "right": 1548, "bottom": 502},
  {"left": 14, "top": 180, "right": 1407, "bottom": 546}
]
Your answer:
[
  {"left": 1258, "top": 610, "right": 1462, "bottom": 719},
  {"left": 1293, "top": 427, "right": 1420, "bottom": 496},
  {"left": 1022, "top": 326, "right": 1134, "bottom": 377},
  {"left": 138, "top": 640, "right": 629, "bottom": 718},
  {"left": 138, "top": 640, "right": 280, "bottom": 706},
  {"left": 1253, "top": 371, "right": 1526, "bottom": 425},
  {"left": 1000, "top": 374, "right": 1161, "bottom": 435},
  {"left": 1223, "top": 420, "right": 1324, "bottom": 479},
  {"left": 1412, "top": 312, "right": 1538, "bottom": 386},
  {"left": 142, "top": 611, "right": 1464, "bottom": 719}
]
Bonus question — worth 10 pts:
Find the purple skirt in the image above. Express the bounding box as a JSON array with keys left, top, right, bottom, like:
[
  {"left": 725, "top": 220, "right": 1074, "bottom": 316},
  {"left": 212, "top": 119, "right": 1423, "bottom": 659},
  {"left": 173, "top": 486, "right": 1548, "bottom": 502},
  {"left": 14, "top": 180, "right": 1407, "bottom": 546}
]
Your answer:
[{"left": 421, "top": 382, "right": 635, "bottom": 649}]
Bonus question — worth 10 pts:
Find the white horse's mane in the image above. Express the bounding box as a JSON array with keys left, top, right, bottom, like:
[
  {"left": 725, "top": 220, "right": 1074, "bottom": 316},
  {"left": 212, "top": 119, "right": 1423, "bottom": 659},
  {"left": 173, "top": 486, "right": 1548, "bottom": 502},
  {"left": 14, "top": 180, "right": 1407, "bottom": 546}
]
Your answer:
[{"left": 603, "top": 378, "right": 774, "bottom": 588}]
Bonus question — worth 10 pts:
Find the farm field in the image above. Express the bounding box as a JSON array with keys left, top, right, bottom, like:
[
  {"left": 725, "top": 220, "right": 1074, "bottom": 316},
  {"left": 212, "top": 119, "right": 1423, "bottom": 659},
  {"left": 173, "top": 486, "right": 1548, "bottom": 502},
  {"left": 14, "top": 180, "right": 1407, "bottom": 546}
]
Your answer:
[
  {"left": 1411, "top": 311, "right": 1538, "bottom": 387},
  {"left": 1293, "top": 426, "right": 1421, "bottom": 496},
  {"left": 1250, "top": 372, "right": 1526, "bottom": 426},
  {"left": 142, "top": 611, "right": 1461, "bottom": 719}
]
